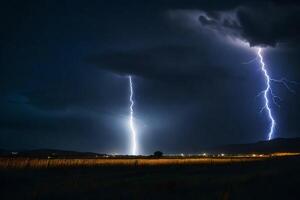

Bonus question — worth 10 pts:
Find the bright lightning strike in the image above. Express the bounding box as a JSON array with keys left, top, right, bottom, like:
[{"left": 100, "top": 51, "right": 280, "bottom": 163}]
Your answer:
[
  {"left": 128, "top": 76, "right": 138, "bottom": 155},
  {"left": 257, "top": 48, "right": 276, "bottom": 140},
  {"left": 253, "top": 48, "right": 297, "bottom": 141}
]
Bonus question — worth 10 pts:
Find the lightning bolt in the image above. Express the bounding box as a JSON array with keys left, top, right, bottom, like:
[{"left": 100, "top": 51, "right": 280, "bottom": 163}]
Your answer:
[
  {"left": 253, "top": 48, "right": 297, "bottom": 141},
  {"left": 257, "top": 48, "right": 276, "bottom": 140},
  {"left": 128, "top": 75, "right": 138, "bottom": 155}
]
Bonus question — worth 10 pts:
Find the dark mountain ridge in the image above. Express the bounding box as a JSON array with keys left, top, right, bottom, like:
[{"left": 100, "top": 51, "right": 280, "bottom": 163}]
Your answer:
[
  {"left": 0, "top": 148, "right": 105, "bottom": 157},
  {"left": 204, "top": 137, "right": 300, "bottom": 154},
  {"left": 1, "top": 137, "right": 300, "bottom": 156}
]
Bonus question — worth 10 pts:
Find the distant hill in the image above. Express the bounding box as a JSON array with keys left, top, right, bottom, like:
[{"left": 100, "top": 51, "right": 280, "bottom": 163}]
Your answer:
[
  {"left": 0, "top": 149, "right": 10, "bottom": 155},
  {"left": 205, "top": 137, "right": 300, "bottom": 154},
  {"left": 0, "top": 148, "right": 106, "bottom": 157},
  {"left": 1, "top": 137, "right": 300, "bottom": 157}
]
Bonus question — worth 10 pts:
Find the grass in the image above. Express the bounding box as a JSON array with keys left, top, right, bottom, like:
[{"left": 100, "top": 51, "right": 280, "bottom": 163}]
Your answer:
[
  {"left": 0, "top": 156, "right": 268, "bottom": 168},
  {"left": 0, "top": 155, "right": 300, "bottom": 199}
]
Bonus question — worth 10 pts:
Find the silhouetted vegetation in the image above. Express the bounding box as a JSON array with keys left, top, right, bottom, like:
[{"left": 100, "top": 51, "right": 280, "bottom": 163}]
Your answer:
[{"left": 153, "top": 151, "right": 163, "bottom": 157}]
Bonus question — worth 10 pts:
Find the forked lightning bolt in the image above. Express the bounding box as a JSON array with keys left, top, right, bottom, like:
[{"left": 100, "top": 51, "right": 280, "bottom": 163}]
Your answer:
[
  {"left": 128, "top": 76, "right": 137, "bottom": 155},
  {"left": 257, "top": 48, "right": 275, "bottom": 140},
  {"left": 256, "top": 48, "right": 296, "bottom": 140}
]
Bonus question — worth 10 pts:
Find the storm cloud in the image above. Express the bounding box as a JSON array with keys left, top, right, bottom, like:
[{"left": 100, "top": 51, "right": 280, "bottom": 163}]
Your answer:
[
  {"left": 0, "top": 0, "right": 300, "bottom": 154},
  {"left": 194, "top": 3, "right": 300, "bottom": 46}
]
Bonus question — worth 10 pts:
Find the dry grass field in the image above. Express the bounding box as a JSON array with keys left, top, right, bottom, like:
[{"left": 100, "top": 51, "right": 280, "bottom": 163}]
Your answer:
[
  {"left": 1, "top": 155, "right": 300, "bottom": 200},
  {"left": 0, "top": 156, "right": 268, "bottom": 168}
]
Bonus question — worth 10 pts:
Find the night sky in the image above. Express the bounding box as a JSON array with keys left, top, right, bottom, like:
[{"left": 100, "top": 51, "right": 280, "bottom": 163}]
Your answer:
[{"left": 1, "top": 0, "right": 300, "bottom": 154}]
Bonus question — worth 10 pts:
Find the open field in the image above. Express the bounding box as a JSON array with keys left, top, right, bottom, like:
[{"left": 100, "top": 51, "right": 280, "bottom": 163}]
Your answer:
[
  {"left": 0, "top": 157, "right": 269, "bottom": 168},
  {"left": 1, "top": 153, "right": 299, "bottom": 169},
  {"left": 1, "top": 155, "right": 300, "bottom": 199}
]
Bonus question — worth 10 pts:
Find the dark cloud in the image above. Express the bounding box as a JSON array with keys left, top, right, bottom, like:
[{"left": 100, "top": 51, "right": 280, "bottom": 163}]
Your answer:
[
  {"left": 86, "top": 45, "right": 244, "bottom": 82},
  {"left": 237, "top": 5, "right": 300, "bottom": 46},
  {"left": 196, "top": 3, "right": 300, "bottom": 46},
  {"left": 0, "top": 0, "right": 300, "bottom": 154}
]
